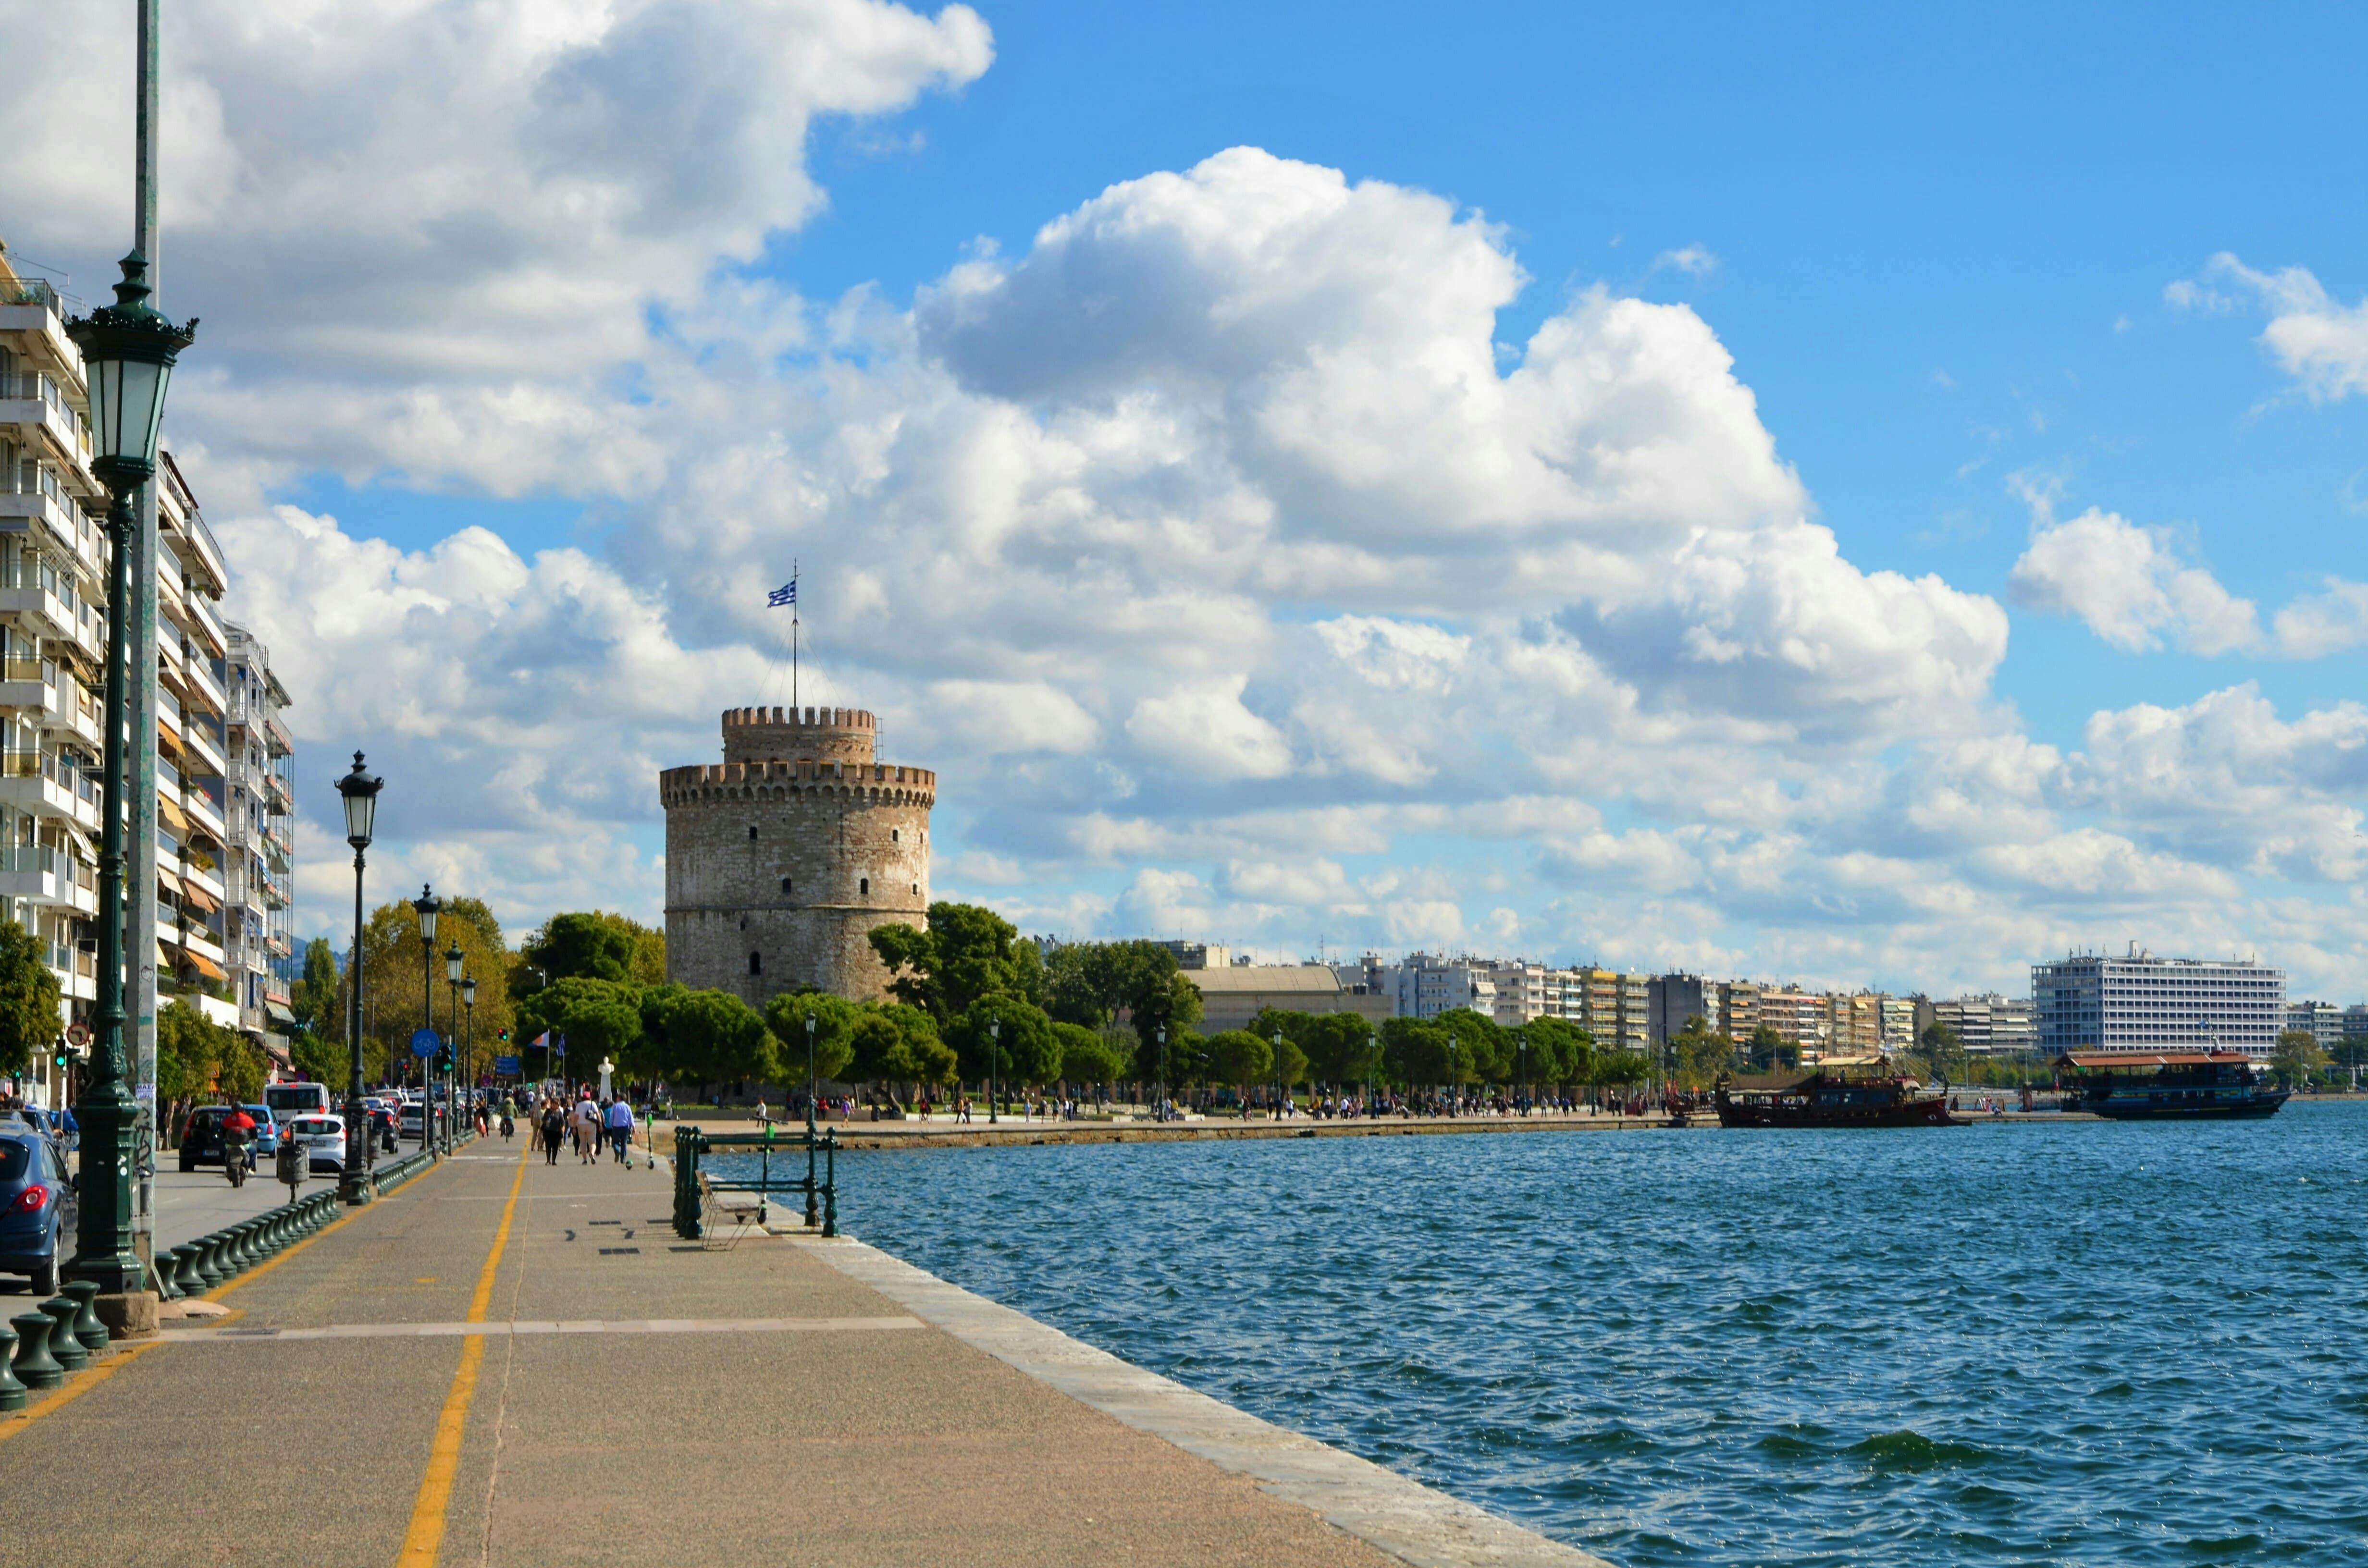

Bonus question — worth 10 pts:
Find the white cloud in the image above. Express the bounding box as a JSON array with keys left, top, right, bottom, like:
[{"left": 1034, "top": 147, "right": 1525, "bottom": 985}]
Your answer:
[
  {"left": 2171, "top": 252, "right": 2368, "bottom": 402},
  {"left": 2006, "top": 483, "right": 2259, "bottom": 654},
  {"left": 1652, "top": 245, "right": 1718, "bottom": 278}
]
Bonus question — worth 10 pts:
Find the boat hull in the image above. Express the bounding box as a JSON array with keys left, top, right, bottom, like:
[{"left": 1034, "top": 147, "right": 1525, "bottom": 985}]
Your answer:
[
  {"left": 2083, "top": 1090, "right": 2289, "bottom": 1121},
  {"left": 1715, "top": 1096, "right": 1960, "bottom": 1129}
]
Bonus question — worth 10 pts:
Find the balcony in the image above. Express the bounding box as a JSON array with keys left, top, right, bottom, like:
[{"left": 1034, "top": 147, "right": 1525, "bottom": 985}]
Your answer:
[
  {"left": 0, "top": 843, "right": 63, "bottom": 904},
  {"left": 0, "top": 281, "right": 85, "bottom": 370},
  {"left": 179, "top": 649, "right": 227, "bottom": 718},
  {"left": 181, "top": 779, "right": 227, "bottom": 844},
  {"left": 262, "top": 824, "right": 291, "bottom": 869},
  {"left": 0, "top": 372, "right": 94, "bottom": 477},
  {"left": 0, "top": 490, "right": 102, "bottom": 583},
  {"left": 0, "top": 576, "right": 81, "bottom": 646},
  {"left": 0, "top": 657, "right": 62, "bottom": 718},
  {"left": 263, "top": 771, "right": 293, "bottom": 813},
  {"left": 263, "top": 712, "right": 291, "bottom": 759},
  {"left": 182, "top": 855, "right": 226, "bottom": 907},
  {"left": 186, "top": 590, "right": 228, "bottom": 659},
  {"left": 0, "top": 750, "right": 99, "bottom": 830}
]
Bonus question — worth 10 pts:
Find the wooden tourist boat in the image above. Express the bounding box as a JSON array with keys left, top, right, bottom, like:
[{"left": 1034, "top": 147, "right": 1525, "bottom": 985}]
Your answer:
[
  {"left": 1714, "top": 1064, "right": 1959, "bottom": 1128},
  {"left": 2055, "top": 1051, "right": 2289, "bottom": 1120}
]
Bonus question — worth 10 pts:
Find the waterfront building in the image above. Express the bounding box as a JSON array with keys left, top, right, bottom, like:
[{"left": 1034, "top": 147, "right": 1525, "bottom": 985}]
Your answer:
[
  {"left": 1160, "top": 940, "right": 1231, "bottom": 970},
  {"left": 2345, "top": 1003, "right": 2368, "bottom": 1042},
  {"left": 1189, "top": 963, "right": 1390, "bottom": 1033},
  {"left": 1720, "top": 980, "right": 1760, "bottom": 1044},
  {"left": 1934, "top": 992, "right": 2036, "bottom": 1055},
  {"left": 1879, "top": 995, "right": 1923, "bottom": 1053},
  {"left": 659, "top": 705, "right": 935, "bottom": 1007},
  {"left": 1485, "top": 960, "right": 1550, "bottom": 1026},
  {"left": 2285, "top": 1000, "right": 2345, "bottom": 1049},
  {"left": 155, "top": 456, "right": 241, "bottom": 1041},
  {"left": 220, "top": 618, "right": 294, "bottom": 1054},
  {"left": 2032, "top": 947, "right": 2285, "bottom": 1059},
  {"left": 1822, "top": 992, "right": 1886, "bottom": 1057},
  {"left": 1648, "top": 972, "right": 1724, "bottom": 1046},
  {"left": 1757, "top": 988, "right": 1826, "bottom": 1052},
  {"left": 1385, "top": 952, "right": 1496, "bottom": 1020}
]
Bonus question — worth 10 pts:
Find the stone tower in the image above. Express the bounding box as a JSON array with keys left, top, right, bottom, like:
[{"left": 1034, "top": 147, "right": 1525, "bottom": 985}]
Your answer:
[{"left": 659, "top": 705, "right": 934, "bottom": 1009}]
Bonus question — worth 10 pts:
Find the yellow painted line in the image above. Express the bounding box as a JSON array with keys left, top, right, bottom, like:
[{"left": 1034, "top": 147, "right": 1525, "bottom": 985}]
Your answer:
[
  {"left": 0, "top": 1338, "right": 172, "bottom": 1442},
  {"left": 209, "top": 1164, "right": 441, "bottom": 1302},
  {"left": 396, "top": 1151, "right": 526, "bottom": 1567}
]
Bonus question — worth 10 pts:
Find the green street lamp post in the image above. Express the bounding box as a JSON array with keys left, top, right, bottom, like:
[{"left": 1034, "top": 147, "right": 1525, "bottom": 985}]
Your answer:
[
  {"left": 411, "top": 887, "right": 441, "bottom": 1153},
  {"left": 1368, "top": 1029, "right": 1381, "bottom": 1117},
  {"left": 988, "top": 1017, "right": 1000, "bottom": 1125},
  {"left": 1272, "top": 1029, "right": 1285, "bottom": 1121},
  {"left": 335, "top": 755, "right": 382, "bottom": 1205},
  {"left": 461, "top": 976, "right": 476, "bottom": 1133},
  {"left": 803, "top": 1013, "right": 820, "bottom": 1228},
  {"left": 62, "top": 253, "right": 195, "bottom": 1298},
  {"left": 1156, "top": 1025, "right": 1167, "bottom": 1123},
  {"left": 444, "top": 942, "right": 464, "bottom": 1149},
  {"left": 1446, "top": 1033, "right": 1458, "bottom": 1118}
]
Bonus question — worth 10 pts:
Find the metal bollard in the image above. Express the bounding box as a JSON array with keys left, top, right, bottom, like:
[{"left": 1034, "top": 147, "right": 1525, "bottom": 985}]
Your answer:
[
  {"left": 35, "top": 1300, "right": 85, "bottom": 1373},
  {"left": 6, "top": 1312, "right": 59, "bottom": 1391},
  {"left": 170, "top": 1244, "right": 206, "bottom": 1296},
  {"left": 0, "top": 1322, "right": 24, "bottom": 1411},
  {"left": 59, "top": 1280, "right": 109, "bottom": 1357}
]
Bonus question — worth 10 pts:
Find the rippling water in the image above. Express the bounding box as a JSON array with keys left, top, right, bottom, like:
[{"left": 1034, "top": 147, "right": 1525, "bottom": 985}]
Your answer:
[{"left": 818, "top": 1106, "right": 2368, "bottom": 1566}]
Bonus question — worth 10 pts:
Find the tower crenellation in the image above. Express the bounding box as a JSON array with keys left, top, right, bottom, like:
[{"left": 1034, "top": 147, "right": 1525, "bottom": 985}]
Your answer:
[{"left": 661, "top": 704, "right": 931, "bottom": 1007}]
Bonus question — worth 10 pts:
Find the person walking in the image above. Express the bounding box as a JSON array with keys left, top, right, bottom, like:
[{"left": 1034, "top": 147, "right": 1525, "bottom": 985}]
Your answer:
[
  {"left": 539, "top": 1101, "right": 565, "bottom": 1166},
  {"left": 604, "top": 1097, "right": 633, "bottom": 1165}
]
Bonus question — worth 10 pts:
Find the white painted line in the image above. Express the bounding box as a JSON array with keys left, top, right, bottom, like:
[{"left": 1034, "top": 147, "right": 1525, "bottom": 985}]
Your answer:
[
  {"left": 797, "top": 1237, "right": 1614, "bottom": 1568},
  {"left": 164, "top": 1315, "right": 924, "bottom": 1343}
]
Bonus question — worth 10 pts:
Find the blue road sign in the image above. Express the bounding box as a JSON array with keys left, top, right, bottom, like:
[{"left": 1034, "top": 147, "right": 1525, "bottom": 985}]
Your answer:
[
  {"left": 410, "top": 1028, "right": 440, "bottom": 1059},
  {"left": 493, "top": 1054, "right": 520, "bottom": 1075}
]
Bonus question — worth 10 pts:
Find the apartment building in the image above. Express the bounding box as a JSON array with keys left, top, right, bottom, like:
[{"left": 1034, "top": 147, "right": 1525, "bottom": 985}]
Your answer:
[
  {"left": 1822, "top": 992, "right": 1886, "bottom": 1058},
  {"left": 153, "top": 456, "right": 241, "bottom": 1041},
  {"left": 1648, "top": 973, "right": 1724, "bottom": 1046},
  {"left": 0, "top": 250, "right": 110, "bottom": 1031},
  {"left": 1756, "top": 988, "right": 1827, "bottom": 1051},
  {"left": 1719, "top": 980, "right": 1760, "bottom": 1044},
  {"left": 2285, "top": 1000, "right": 2346, "bottom": 1049},
  {"left": 1485, "top": 960, "right": 1550, "bottom": 1026},
  {"left": 1879, "top": 995, "right": 1924, "bottom": 1053},
  {"left": 2032, "top": 948, "right": 2285, "bottom": 1059},
  {"left": 1386, "top": 952, "right": 1497, "bottom": 1020},
  {"left": 222, "top": 622, "right": 295, "bottom": 1049}
]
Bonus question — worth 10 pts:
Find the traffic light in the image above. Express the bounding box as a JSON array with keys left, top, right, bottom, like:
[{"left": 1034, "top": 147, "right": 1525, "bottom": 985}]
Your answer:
[
  {"left": 435, "top": 1045, "right": 455, "bottom": 1074},
  {"left": 50, "top": 1040, "right": 66, "bottom": 1069}
]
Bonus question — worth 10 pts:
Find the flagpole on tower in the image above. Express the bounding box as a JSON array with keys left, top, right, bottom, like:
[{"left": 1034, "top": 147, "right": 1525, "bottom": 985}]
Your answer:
[{"left": 792, "top": 557, "right": 799, "bottom": 712}]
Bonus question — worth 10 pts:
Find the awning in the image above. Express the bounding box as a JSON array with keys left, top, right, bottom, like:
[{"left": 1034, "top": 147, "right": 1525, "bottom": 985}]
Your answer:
[
  {"left": 157, "top": 794, "right": 187, "bottom": 833},
  {"left": 265, "top": 1000, "right": 296, "bottom": 1025},
  {"left": 183, "top": 951, "right": 226, "bottom": 981},
  {"left": 156, "top": 868, "right": 182, "bottom": 900},
  {"left": 180, "top": 882, "right": 220, "bottom": 916}
]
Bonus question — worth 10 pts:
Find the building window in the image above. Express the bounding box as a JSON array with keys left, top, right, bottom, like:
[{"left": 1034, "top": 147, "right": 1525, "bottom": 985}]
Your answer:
[
  {"left": 748, "top": 951, "right": 762, "bottom": 976},
  {"left": 747, "top": 825, "right": 758, "bottom": 840},
  {"left": 859, "top": 877, "right": 869, "bottom": 895},
  {"left": 911, "top": 882, "right": 919, "bottom": 894},
  {"left": 780, "top": 877, "right": 792, "bottom": 895},
  {"left": 891, "top": 829, "right": 899, "bottom": 842}
]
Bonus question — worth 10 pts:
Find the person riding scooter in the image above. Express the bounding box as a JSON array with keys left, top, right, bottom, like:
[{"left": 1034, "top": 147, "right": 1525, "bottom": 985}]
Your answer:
[{"left": 221, "top": 1102, "right": 256, "bottom": 1188}]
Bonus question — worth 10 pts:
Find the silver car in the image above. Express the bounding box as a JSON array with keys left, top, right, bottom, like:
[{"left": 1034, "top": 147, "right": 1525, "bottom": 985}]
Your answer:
[{"left": 286, "top": 1115, "right": 346, "bottom": 1173}]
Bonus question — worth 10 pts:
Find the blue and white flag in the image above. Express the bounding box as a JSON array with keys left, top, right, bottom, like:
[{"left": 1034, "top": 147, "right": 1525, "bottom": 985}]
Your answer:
[{"left": 768, "top": 579, "right": 797, "bottom": 608}]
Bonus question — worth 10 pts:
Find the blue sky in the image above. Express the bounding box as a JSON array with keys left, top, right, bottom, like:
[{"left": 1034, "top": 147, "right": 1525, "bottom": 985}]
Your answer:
[{"left": 12, "top": 0, "right": 2368, "bottom": 996}]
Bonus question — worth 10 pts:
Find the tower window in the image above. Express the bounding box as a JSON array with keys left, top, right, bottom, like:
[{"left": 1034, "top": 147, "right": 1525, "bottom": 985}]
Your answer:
[
  {"left": 912, "top": 882, "right": 919, "bottom": 894},
  {"left": 891, "top": 829, "right": 899, "bottom": 842},
  {"left": 748, "top": 826, "right": 758, "bottom": 840},
  {"left": 749, "top": 951, "right": 762, "bottom": 976},
  {"left": 780, "top": 877, "right": 792, "bottom": 895},
  {"left": 859, "top": 877, "right": 869, "bottom": 895}
]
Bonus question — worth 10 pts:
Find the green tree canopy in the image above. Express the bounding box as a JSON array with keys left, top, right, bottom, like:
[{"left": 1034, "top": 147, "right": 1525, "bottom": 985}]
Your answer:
[
  {"left": 2272, "top": 1029, "right": 2329, "bottom": 1089},
  {"left": 849, "top": 1002, "right": 957, "bottom": 1090},
  {"left": 517, "top": 976, "right": 642, "bottom": 1078},
  {"left": 1670, "top": 1015, "right": 1737, "bottom": 1088},
  {"left": 1431, "top": 1006, "right": 1508, "bottom": 1083},
  {"left": 518, "top": 910, "right": 664, "bottom": 991},
  {"left": 945, "top": 996, "right": 1059, "bottom": 1087},
  {"left": 157, "top": 998, "right": 265, "bottom": 1122},
  {"left": 869, "top": 903, "right": 1044, "bottom": 1024},
  {"left": 1750, "top": 1024, "right": 1800, "bottom": 1073},
  {"left": 1591, "top": 1048, "right": 1650, "bottom": 1089},
  {"left": 763, "top": 991, "right": 858, "bottom": 1086},
  {"left": 1204, "top": 1029, "right": 1272, "bottom": 1095},
  {"left": 1052, "top": 1021, "right": 1131, "bottom": 1087},
  {"left": 288, "top": 937, "right": 337, "bottom": 1035},
  {"left": 0, "top": 916, "right": 59, "bottom": 1077},
  {"left": 1513, "top": 1016, "right": 1591, "bottom": 1085}
]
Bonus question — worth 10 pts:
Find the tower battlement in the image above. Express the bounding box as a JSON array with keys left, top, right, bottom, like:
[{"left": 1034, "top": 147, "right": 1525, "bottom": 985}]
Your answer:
[{"left": 721, "top": 705, "right": 876, "bottom": 765}]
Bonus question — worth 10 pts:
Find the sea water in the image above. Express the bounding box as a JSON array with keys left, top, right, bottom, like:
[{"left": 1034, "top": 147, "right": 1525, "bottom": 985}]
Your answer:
[{"left": 830, "top": 1103, "right": 2368, "bottom": 1566}]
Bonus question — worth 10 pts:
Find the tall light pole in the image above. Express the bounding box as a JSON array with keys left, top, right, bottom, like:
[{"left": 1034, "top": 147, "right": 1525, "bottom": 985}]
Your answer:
[
  {"left": 1156, "top": 1025, "right": 1167, "bottom": 1122},
  {"left": 444, "top": 941, "right": 464, "bottom": 1149},
  {"left": 1369, "top": 1029, "right": 1381, "bottom": 1117},
  {"left": 335, "top": 755, "right": 381, "bottom": 1205},
  {"left": 1446, "top": 1032, "right": 1458, "bottom": 1117},
  {"left": 988, "top": 1017, "right": 1000, "bottom": 1125},
  {"left": 802, "top": 1012, "right": 819, "bottom": 1228},
  {"left": 411, "top": 886, "right": 440, "bottom": 1154},
  {"left": 1271, "top": 1029, "right": 1285, "bottom": 1121},
  {"left": 461, "top": 976, "right": 477, "bottom": 1134},
  {"left": 62, "top": 255, "right": 195, "bottom": 1302}
]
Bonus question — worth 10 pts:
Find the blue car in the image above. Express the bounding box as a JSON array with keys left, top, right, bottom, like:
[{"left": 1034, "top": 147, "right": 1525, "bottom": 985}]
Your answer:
[{"left": 0, "top": 1127, "right": 73, "bottom": 1296}]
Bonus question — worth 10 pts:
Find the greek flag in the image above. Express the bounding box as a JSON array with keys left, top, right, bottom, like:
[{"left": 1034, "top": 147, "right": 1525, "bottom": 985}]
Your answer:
[{"left": 768, "top": 579, "right": 796, "bottom": 608}]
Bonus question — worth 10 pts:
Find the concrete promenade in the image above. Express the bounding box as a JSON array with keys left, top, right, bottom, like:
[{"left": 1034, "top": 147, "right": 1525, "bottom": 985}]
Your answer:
[{"left": 0, "top": 1143, "right": 1607, "bottom": 1568}]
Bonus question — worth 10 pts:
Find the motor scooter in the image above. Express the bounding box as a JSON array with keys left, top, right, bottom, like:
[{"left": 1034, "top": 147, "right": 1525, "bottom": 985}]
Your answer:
[{"left": 222, "top": 1129, "right": 248, "bottom": 1188}]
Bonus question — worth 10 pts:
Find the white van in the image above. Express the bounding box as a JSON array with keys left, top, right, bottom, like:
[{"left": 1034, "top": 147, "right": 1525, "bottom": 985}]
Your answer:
[{"left": 264, "top": 1082, "right": 334, "bottom": 1121}]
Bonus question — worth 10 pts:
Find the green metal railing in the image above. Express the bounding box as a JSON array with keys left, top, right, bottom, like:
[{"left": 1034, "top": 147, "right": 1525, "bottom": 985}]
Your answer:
[{"left": 672, "top": 1123, "right": 837, "bottom": 1240}]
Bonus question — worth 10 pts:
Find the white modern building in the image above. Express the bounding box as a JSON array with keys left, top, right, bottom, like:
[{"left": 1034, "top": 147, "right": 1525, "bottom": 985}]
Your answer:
[
  {"left": 2285, "top": 1000, "right": 2345, "bottom": 1049},
  {"left": 2032, "top": 948, "right": 2285, "bottom": 1060},
  {"left": 1934, "top": 993, "right": 2037, "bottom": 1055},
  {"left": 1385, "top": 952, "right": 1497, "bottom": 1020}
]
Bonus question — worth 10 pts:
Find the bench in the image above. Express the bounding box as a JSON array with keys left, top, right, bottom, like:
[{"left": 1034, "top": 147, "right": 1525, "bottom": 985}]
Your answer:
[{"left": 695, "top": 1170, "right": 767, "bottom": 1248}]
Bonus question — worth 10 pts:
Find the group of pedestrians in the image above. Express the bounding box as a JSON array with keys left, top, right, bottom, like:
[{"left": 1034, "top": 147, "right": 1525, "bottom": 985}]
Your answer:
[{"left": 525, "top": 1088, "right": 640, "bottom": 1168}]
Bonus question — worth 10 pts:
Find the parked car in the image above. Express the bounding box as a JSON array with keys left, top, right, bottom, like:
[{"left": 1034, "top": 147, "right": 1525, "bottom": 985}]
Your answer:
[
  {"left": 285, "top": 1115, "right": 346, "bottom": 1174},
  {"left": 0, "top": 1127, "right": 73, "bottom": 1295},
  {"left": 398, "top": 1102, "right": 444, "bottom": 1142},
  {"left": 265, "top": 1082, "right": 334, "bottom": 1122},
  {"left": 179, "top": 1105, "right": 262, "bottom": 1170}
]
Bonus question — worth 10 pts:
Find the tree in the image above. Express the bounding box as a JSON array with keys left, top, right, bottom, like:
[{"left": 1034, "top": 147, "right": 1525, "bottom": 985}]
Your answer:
[
  {"left": 849, "top": 1003, "right": 957, "bottom": 1103},
  {"left": 1669, "top": 1015, "right": 1737, "bottom": 1087},
  {"left": 2272, "top": 1029, "right": 2329, "bottom": 1089},
  {"left": 1590, "top": 1048, "right": 1650, "bottom": 1090},
  {"left": 1302, "top": 1011, "right": 1379, "bottom": 1087},
  {"left": 0, "top": 916, "right": 60, "bottom": 1077},
  {"left": 1431, "top": 1007, "right": 1508, "bottom": 1085},
  {"left": 643, "top": 988, "right": 775, "bottom": 1093},
  {"left": 1750, "top": 1024, "right": 1799, "bottom": 1073},
  {"left": 1380, "top": 1016, "right": 1450, "bottom": 1087},
  {"left": 1204, "top": 1029, "right": 1271, "bottom": 1103},
  {"left": 2331, "top": 1033, "right": 2368, "bottom": 1085},
  {"left": 287, "top": 937, "right": 337, "bottom": 1034},
  {"left": 1053, "top": 1021, "right": 1130, "bottom": 1090},
  {"left": 763, "top": 991, "right": 858, "bottom": 1088},
  {"left": 516, "top": 976, "right": 641, "bottom": 1081},
  {"left": 1514, "top": 1016, "right": 1591, "bottom": 1088},
  {"left": 869, "top": 903, "right": 1044, "bottom": 1024},
  {"left": 337, "top": 896, "right": 518, "bottom": 1085},
  {"left": 945, "top": 996, "right": 1060, "bottom": 1090},
  {"left": 1918, "top": 1020, "right": 1961, "bottom": 1081},
  {"left": 156, "top": 999, "right": 265, "bottom": 1136},
  {"left": 288, "top": 1029, "right": 343, "bottom": 1087},
  {"left": 518, "top": 911, "right": 660, "bottom": 991}
]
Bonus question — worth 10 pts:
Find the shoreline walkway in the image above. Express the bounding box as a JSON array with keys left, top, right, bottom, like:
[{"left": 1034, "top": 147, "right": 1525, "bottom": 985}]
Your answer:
[{"left": 0, "top": 1143, "right": 1606, "bottom": 1568}]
